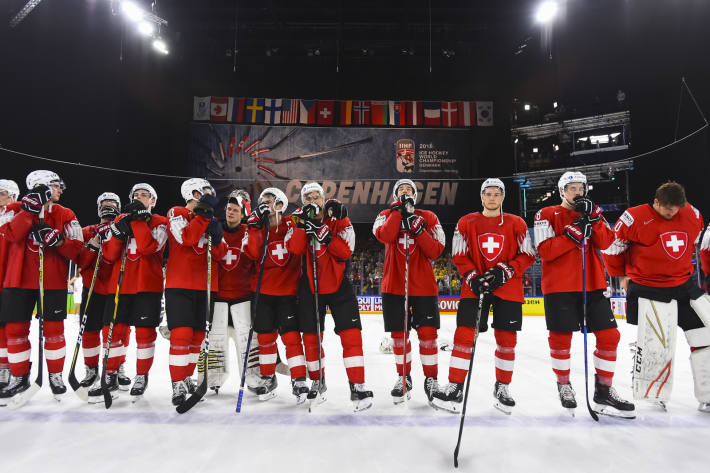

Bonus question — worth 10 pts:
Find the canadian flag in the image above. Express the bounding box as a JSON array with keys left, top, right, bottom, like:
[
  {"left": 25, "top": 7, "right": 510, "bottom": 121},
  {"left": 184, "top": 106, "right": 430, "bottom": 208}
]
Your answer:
[
  {"left": 458, "top": 101, "right": 476, "bottom": 127},
  {"left": 317, "top": 100, "right": 335, "bottom": 125},
  {"left": 441, "top": 101, "right": 459, "bottom": 127},
  {"left": 210, "top": 96, "right": 228, "bottom": 122}
]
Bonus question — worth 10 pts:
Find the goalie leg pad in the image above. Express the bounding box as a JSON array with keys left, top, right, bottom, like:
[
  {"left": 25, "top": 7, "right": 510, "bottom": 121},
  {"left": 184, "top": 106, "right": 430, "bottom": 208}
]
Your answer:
[
  {"left": 633, "top": 298, "right": 678, "bottom": 403},
  {"left": 687, "top": 295, "right": 710, "bottom": 347},
  {"left": 198, "top": 302, "right": 229, "bottom": 388},
  {"left": 229, "top": 301, "right": 260, "bottom": 387},
  {"left": 690, "top": 346, "right": 710, "bottom": 403}
]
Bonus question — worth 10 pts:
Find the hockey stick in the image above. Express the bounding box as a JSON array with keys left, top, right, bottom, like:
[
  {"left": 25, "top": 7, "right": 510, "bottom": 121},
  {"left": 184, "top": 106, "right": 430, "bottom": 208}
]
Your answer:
[
  {"left": 308, "top": 226, "right": 324, "bottom": 413},
  {"left": 101, "top": 243, "right": 129, "bottom": 409},
  {"left": 271, "top": 137, "right": 372, "bottom": 165},
  {"left": 249, "top": 128, "right": 299, "bottom": 157},
  {"left": 581, "top": 237, "right": 600, "bottom": 421},
  {"left": 177, "top": 235, "right": 213, "bottom": 414},
  {"left": 68, "top": 246, "right": 102, "bottom": 401},
  {"left": 402, "top": 231, "right": 410, "bottom": 401},
  {"left": 453, "top": 291, "right": 489, "bottom": 468},
  {"left": 236, "top": 219, "right": 270, "bottom": 413}
]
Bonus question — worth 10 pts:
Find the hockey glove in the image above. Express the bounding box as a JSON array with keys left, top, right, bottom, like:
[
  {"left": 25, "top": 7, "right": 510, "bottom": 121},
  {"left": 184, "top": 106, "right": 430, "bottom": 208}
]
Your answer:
[
  {"left": 124, "top": 200, "right": 151, "bottom": 222},
  {"left": 193, "top": 194, "right": 219, "bottom": 219},
  {"left": 324, "top": 199, "right": 348, "bottom": 219},
  {"left": 304, "top": 219, "right": 331, "bottom": 245},
  {"left": 95, "top": 222, "right": 113, "bottom": 242},
  {"left": 109, "top": 216, "right": 133, "bottom": 240},
  {"left": 99, "top": 205, "right": 120, "bottom": 221},
  {"left": 205, "top": 218, "right": 223, "bottom": 244},
  {"left": 573, "top": 196, "right": 595, "bottom": 216},
  {"left": 485, "top": 262, "right": 514, "bottom": 291},
  {"left": 21, "top": 185, "right": 51, "bottom": 214},
  {"left": 248, "top": 203, "right": 270, "bottom": 229},
  {"left": 563, "top": 218, "right": 592, "bottom": 245},
  {"left": 390, "top": 199, "right": 404, "bottom": 213},
  {"left": 465, "top": 270, "right": 491, "bottom": 297},
  {"left": 587, "top": 205, "right": 603, "bottom": 223},
  {"left": 302, "top": 203, "right": 322, "bottom": 219},
  {"left": 402, "top": 214, "right": 426, "bottom": 236},
  {"left": 31, "top": 223, "right": 64, "bottom": 248}
]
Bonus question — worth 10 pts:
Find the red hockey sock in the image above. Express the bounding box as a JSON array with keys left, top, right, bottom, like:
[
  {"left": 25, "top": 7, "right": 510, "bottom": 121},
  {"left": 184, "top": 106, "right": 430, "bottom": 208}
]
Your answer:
[
  {"left": 391, "top": 331, "right": 412, "bottom": 376},
  {"left": 103, "top": 323, "right": 127, "bottom": 374},
  {"left": 43, "top": 320, "right": 66, "bottom": 374},
  {"left": 5, "top": 322, "right": 31, "bottom": 376},
  {"left": 449, "top": 326, "right": 475, "bottom": 384},
  {"left": 257, "top": 331, "right": 278, "bottom": 377},
  {"left": 593, "top": 327, "right": 620, "bottom": 386},
  {"left": 494, "top": 329, "right": 517, "bottom": 384},
  {"left": 281, "top": 330, "right": 306, "bottom": 379},
  {"left": 548, "top": 331, "right": 573, "bottom": 384},
  {"left": 135, "top": 327, "right": 157, "bottom": 375},
  {"left": 417, "top": 326, "right": 438, "bottom": 379},
  {"left": 303, "top": 332, "right": 325, "bottom": 380},
  {"left": 0, "top": 325, "right": 8, "bottom": 370},
  {"left": 120, "top": 325, "right": 131, "bottom": 367},
  {"left": 186, "top": 330, "right": 205, "bottom": 378},
  {"left": 81, "top": 330, "right": 101, "bottom": 368},
  {"left": 340, "top": 328, "right": 365, "bottom": 383},
  {"left": 169, "top": 327, "right": 193, "bottom": 382}
]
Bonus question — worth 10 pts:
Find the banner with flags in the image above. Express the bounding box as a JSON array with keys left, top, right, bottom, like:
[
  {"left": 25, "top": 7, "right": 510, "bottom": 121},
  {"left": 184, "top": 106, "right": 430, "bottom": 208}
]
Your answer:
[
  {"left": 228, "top": 97, "right": 245, "bottom": 123},
  {"left": 340, "top": 100, "right": 353, "bottom": 126},
  {"left": 458, "top": 101, "right": 476, "bottom": 127},
  {"left": 424, "top": 102, "right": 441, "bottom": 126},
  {"left": 245, "top": 98, "right": 265, "bottom": 124},
  {"left": 406, "top": 101, "right": 423, "bottom": 126},
  {"left": 371, "top": 101, "right": 389, "bottom": 125},
  {"left": 389, "top": 101, "right": 406, "bottom": 126},
  {"left": 317, "top": 100, "right": 336, "bottom": 125},
  {"left": 281, "top": 99, "right": 299, "bottom": 124},
  {"left": 440, "top": 101, "right": 459, "bottom": 127},
  {"left": 210, "top": 97, "right": 228, "bottom": 122},
  {"left": 353, "top": 101, "right": 371, "bottom": 125},
  {"left": 264, "top": 98, "right": 282, "bottom": 124},
  {"left": 300, "top": 100, "right": 317, "bottom": 124},
  {"left": 193, "top": 96, "right": 210, "bottom": 121},
  {"left": 476, "top": 101, "right": 493, "bottom": 126}
]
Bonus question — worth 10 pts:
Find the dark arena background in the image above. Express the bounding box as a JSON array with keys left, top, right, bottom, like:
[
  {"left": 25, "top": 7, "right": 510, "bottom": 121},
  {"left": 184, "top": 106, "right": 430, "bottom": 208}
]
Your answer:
[{"left": 1, "top": 1, "right": 710, "bottom": 472}]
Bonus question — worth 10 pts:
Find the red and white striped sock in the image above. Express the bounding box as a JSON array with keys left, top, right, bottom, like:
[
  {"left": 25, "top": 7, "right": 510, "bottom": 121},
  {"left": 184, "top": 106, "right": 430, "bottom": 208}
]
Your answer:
[
  {"left": 593, "top": 328, "right": 620, "bottom": 386},
  {"left": 6, "top": 321, "right": 31, "bottom": 377},
  {"left": 281, "top": 330, "right": 306, "bottom": 379},
  {"left": 340, "top": 328, "right": 364, "bottom": 383},
  {"left": 135, "top": 327, "right": 157, "bottom": 375},
  {"left": 494, "top": 329, "right": 517, "bottom": 384},
  {"left": 186, "top": 330, "right": 205, "bottom": 378},
  {"left": 0, "top": 325, "right": 9, "bottom": 371},
  {"left": 303, "top": 332, "right": 325, "bottom": 380},
  {"left": 257, "top": 331, "right": 278, "bottom": 377},
  {"left": 102, "top": 323, "right": 128, "bottom": 374},
  {"left": 81, "top": 330, "right": 101, "bottom": 368},
  {"left": 548, "top": 331, "right": 573, "bottom": 384},
  {"left": 43, "top": 320, "right": 66, "bottom": 374},
  {"left": 391, "top": 331, "right": 412, "bottom": 376},
  {"left": 417, "top": 326, "right": 438, "bottom": 379},
  {"left": 168, "top": 327, "right": 192, "bottom": 382},
  {"left": 448, "top": 326, "right": 475, "bottom": 384}
]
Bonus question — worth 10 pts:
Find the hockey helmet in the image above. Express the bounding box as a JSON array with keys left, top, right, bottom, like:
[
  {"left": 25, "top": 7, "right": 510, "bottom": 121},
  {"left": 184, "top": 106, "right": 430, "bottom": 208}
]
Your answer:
[
  {"left": 392, "top": 178, "right": 417, "bottom": 202},
  {"left": 96, "top": 192, "right": 121, "bottom": 217},
  {"left": 300, "top": 182, "right": 324, "bottom": 205},
  {"left": 0, "top": 179, "right": 20, "bottom": 201},
  {"left": 180, "top": 178, "right": 214, "bottom": 203},
  {"left": 26, "top": 170, "right": 65, "bottom": 191},
  {"left": 259, "top": 187, "right": 289, "bottom": 216}
]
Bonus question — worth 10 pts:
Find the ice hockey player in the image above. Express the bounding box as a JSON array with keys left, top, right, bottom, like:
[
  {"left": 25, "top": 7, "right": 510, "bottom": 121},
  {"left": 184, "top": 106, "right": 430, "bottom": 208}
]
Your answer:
[
  {"left": 0, "top": 179, "right": 20, "bottom": 391},
  {"left": 165, "top": 178, "right": 226, "bottom": 406},
  {"left": 603, "top": 181, "right": 709, "bottom": 413},
  {"left": 287, "top": 182, "right": 373, "bottom": 411},
  {"left": 74, "top": 192, "right": 120, "bottom": 395},
  {"left": 202, "top": 189, "right": 260, "bottom": 394},
  {"left": 534, "top": 171, "right": 635, "bottom": 418},
  {"left": 373, "top": 178, "right": 445, "bottom": 406},
  {"left": 244, "top": 187, "right": 307, "bottom": 403},
  {"left": 0, "top": 170, "right": 83, "bottom": 406},
  {"left": 88, "top": 183, "right": 168, "bottom": 402},
  {"left": 433, "top": 178, "right": 535, "bottom": 414}
]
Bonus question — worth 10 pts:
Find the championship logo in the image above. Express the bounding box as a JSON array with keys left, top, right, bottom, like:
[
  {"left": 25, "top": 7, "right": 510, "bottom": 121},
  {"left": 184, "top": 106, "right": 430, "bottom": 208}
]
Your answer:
[{"left": 395, "top": 139, "right": 415, "bottom": 173}]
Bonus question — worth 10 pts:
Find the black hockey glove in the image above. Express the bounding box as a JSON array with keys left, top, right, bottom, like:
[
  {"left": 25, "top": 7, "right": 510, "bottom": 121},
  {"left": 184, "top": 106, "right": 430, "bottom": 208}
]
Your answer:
[
  {"left": 99, "top": 205, "right": 120, "bottom": 221},
  {"left": 465, "top": 271, "right": 492, "bottom": 297},
  {"left": 324, "top": 199, "right": 347, "bottom": 219},
  {"left": 400, "top": 195, "right": 415, "bottom": 216},
  {"left": 484, "top": 262, "right": 514, "bottom": 291},
  {"left": 124, "top": 200, "right": 151, "bottom": 222},
  {"left": 563, "top": 217, "right": 592, "bottom": 245},
  {"left": 109, "top": 216, "right": 133, "bottom": 240},
  {"left": 205, "top": 218, "right": 223, "bottom": 244},
  {"left": 247, "top": 203, "right": 271, "bottom": 229},
  {"left": 31, "top": 223, "right": 64, "bottom": 248},
  {"left": 95, "top": 222, "right": 113, "bottom": 242},
  {"left": 21, "top": 185, "right": 51, "bottom": 214},
  {"left": 302, "top": 203, "right": 322, "bottom": 219},
  {"left": 193, "top": 194, "right": 219, "bottom": 219},
  {"left": 304, "top": 219, "right": 331, "bottom": 246},
  {"left": 573, "top": 196, "right": 594, "bottom": 216},
  {"left": 402, "top": 214, "right": 426, "bottom": 236}
]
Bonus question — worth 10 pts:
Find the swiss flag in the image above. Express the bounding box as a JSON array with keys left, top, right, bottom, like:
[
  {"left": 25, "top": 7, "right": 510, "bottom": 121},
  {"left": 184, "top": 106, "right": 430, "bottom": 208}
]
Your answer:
[
  {"left": 268, "top": 241, "right": 291, "bottom": 266},
  {"left": 340, "top": 100, "right": 353, "bottom": 125},
  {"left": 458, "top": 101, "right": 476, "bottom": 127},
  {"left": 353, "top": 101, "right": 371, "bottom": 125},
  {"left": 478, "top": 233, "right": 504, "bottom": 261},
  {"left": 228, "top": 97, "right": 246, "bottom": 123},
  {"left": 371, "top": 101, "right": 389, "bottom": 125},
  {"left": 423, "top": 101, "right": 441, "bottom": 126},
  {"left": 300, "top": 100, "right": 317, "bottom": 124},
  {"left": 210, "top": 96, "right": 228, "bottom": 122},
  {"left": 317, "top": 100, "right": 335, "bottom": 125},
  {"left": 406, "top": 101, "right": 423, "bottom": 126},
  {"left": 441, "top": 101, "right": 459, "bottom": 127},
  {"left": 220, "top": 246, "right": 241, "bottom": 271},
  {"left": 660, "top": 231, "right": 688, "bottom": 260}
]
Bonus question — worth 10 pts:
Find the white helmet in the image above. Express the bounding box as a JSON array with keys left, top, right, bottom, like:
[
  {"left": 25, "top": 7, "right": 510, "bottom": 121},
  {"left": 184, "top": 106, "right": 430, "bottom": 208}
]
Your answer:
[
  {"left": 130, "top": 183, "right": 158, "bottom": 202},
  {"left": 300, "top": 182, "right": 324, "bottom": 205},
  {"left": 96, "top": 192, "right": 121, "bottom": 217},
  {"left": 480, "top": 178, "right": 505, "bottom": 195},
  {"left": 180, "top": 178, "right": 214, "bottom": 203},
  {"left": 0, "top": 179, "right": 20, "bottom": 201},
  {"left": 259, "top": 187, "right": 289, "bottom": 216},
  {"left": 228, "top": 189, "right": 251, "bottom": 215},
  {"left": 558, "top": 171, "right": 587, "bottom": 198},
  {"left": 392, "top": 178, "right": 417, "bottom": 202},
  {"left": 26, "top": 170, "right": 65, "bottom": 191}
]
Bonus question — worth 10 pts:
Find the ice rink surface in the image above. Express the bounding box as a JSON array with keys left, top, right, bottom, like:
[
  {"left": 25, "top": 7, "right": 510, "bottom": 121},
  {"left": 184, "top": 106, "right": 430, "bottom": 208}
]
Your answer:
[{"left": 2, "top": 313, "right": 708, "bottom": 472}]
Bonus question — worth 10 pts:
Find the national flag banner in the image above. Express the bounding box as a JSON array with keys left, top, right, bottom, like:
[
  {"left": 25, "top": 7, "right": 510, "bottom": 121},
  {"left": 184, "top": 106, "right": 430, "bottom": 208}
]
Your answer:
[
  {"left": 317, "top": 100, "right": 336, "bottom": 125},
  {"left": 264, "top": 98, "right": 282, "bottom": 124},
  {"left": 227, "top": 97, "right": 246, "bottom": 123},
  {"left": 370, "top": 101, "right": 389, "bottom": 125},
  {"left": 280, "top": 99, "right": 300, "bottom": 124},
  {"left": 339, "top": 100, "right": 353, "bottom": 125},
  {"left": 193, "top": 96, "right": 210, "bottom": 121},
  {"left": 458, "top": 101, "right": 476, "bottom": 127},
  {"left": 476, "top": 101, "right": 494, "bottom": 126},
  {"left": 245, "top": 98, "right": 265, "bottom": 124},
  {"left": 300, "top": 99, "right": 317, "bottom": 124},
  {"left": 389, "top": 101, "right": 406, "bottom": 126},
  {"left": 423, "top": 101, "right": 441, "bottom": 126},
  {"left": 210, "top": 96, "right": 228, "bottom": 122},
  {"left": 352, "top": 100, "right": 371, "bottom": 125},
  {"left": 406, "top": 101, "right": 423, "bottom": 126},
  {"left": 440, "top": 101, "right": 459, "bottom": 127}
]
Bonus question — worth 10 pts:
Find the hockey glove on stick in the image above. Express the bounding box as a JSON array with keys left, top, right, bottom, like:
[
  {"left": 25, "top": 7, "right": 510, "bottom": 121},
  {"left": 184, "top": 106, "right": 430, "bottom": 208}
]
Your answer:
[
  {"left": 563, "top": 217, "right": 592, "bottom": 245},
  {"left": 465, "top": 270, "right": 491, "bottom": 297},
  {"left": 402, "top": 214, "right": 426, "bottom": 236},
  {"left": 484, "top": 262, "right": 514, "bottom": 291},
  {"left": 31, "top": 223, "right": 64, "bottom": 248},
  {"left": 109, "top": 216, "right": 133, "bottom": 240},
  {"left": 95, "top": 222, "right": 113, "bottom": 242},
  {"left": 304, "top": 219, "right": 331, "bottom": 245},
  {"left": 205, "top": 218, "right": 223, "bottom": 244},
  {"left": 21, "top": 185, "right": 51, "bottom": 214},
  {"left": 193, "top": 194, "right": 219, "bottom": 219},
  {"left": 124, "top": 200, "right": 151, "bottom": 222},
  {"left": 324, "top": 199, "right": 347, "bottom": 219}
]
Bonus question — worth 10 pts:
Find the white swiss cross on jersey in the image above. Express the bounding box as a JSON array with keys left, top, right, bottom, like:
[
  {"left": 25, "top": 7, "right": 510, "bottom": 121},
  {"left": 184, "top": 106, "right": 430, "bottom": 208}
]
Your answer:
[
  {"left": 193, "top": 235, "right": 209, "bottom": 255},
  {"left": 268, "top": 241, "right": 290, "bottom": 266},
  {"left": 126, "top": 237, "right": 141, "bottom": 261},
  {"left": 220, "top": 246, "right": 241, "bottom": 271},
  {"left": 660, "top": 231, "right": 688, "bottom": 259},
  {"left": 478, "top": 233, "right": 504, "bottom": 261},
  {"left": 396, "top": 230, "right": 417, "bottom": 256}
]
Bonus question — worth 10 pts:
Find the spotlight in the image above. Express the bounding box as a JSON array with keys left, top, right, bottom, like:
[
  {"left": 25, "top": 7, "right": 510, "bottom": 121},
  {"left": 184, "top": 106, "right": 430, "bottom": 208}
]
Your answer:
[
  {"left": 536, "top": 1, "right": 558, "bottom": 24},
  {"left": 137, "top": 21, "right": 154, "bottom": 37},
  {"left": 121, "top": 1, "right": 144, "bottom": 22},
  {"left": 152, "top": 38, "right": 168, "bottom": 54},
  {"left": 553, "top": 144, "right": 559, "bottom": 151},
  {"left": 532, "top": 147, "right": 539, "bottom": 153},
  {"left": 553, "top": 101, "right": 558, "bottom": 108},
  {"left": 514, "top": 138, "right": 519, "bottom": 144},
  {"left": 524, "top": 104, "right": 531, "bottom": 111}
]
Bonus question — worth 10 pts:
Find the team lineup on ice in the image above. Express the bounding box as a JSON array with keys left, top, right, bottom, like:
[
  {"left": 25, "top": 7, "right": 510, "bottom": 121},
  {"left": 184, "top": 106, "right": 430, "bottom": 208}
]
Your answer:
[{"left": 1, "top": 170, "right": 710, "bottom": 468}]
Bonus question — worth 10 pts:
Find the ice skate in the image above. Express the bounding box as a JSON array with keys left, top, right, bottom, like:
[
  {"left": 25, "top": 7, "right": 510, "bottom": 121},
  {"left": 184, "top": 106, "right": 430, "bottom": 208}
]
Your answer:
[
  {"left": 255, "top": 375, "right": 277, "bottom": 401},
  {"left": 423, "top": 377, "right": 441, "bottom": 408},
  {"left": 0, "top": 367, "right": 10, "bottom": 390},
  {"left": 158, "top": 324, "right": 170, "bottom": 340},
  {"left": 349, "top": 382, "right": 374, "bottom": 412},
  {"left": 245, "top": 366, "right": 261, "bottom": 394},
  {"left": 493, "top": 381, "right": 515, "bottom": 415},
  {"left": 307, "top": 378, "right": 327, "bottom": 411},
  {"left": 88, "top": 373, "right": 119, "bottom": 404},
  {"left": 291, "top": 377, "right": 309, "bottom": 404},
  {"left": 557, "top": 382, "right": 577, "bottom": 416},
  {"left": 431, "top": 381, "right": 463, "bottom": 413},
  {"left": 593, "top": 376, "right": 635, "bottom": 419},
  {"left": 275, "top": 350, "right": 290, "bottom": 376},
  {"left": 117, "top": 363, "right": 131, "bottom": 391},
  {"left": 391, "top": 374, "right": 412, "bottom": 404},
  {"left": 48, "top": 372, "right": 67, "bottom": 401},
  {"left": 379, "top": 336, "right": 393, "bottom": 354},
  {"left": 171, "top": 380, "right": 187, "bottom": 406},
  {"left": 0, "top": 372, "right": 31, "bottom": 407},
  {"left": 699, "top": 402, "right": 710, "bottom": 413},
  {"left": 130, "top": 374, "right": 148, "bottom": 402}
]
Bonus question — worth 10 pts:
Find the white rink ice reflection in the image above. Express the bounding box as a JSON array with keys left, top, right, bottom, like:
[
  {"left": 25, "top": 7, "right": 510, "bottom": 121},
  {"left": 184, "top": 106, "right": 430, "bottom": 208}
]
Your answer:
[{"left": 1, "top": 313, "right": 708, "bottom": 473}]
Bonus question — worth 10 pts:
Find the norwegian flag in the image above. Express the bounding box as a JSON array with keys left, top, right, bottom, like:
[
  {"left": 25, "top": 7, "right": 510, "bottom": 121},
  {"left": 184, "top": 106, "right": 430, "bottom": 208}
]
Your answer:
[
  {"left": 371, "top": 101, "right": 389, "bottom": 125},
  {"left": 423, "top": 101, "right": 441, "bottom": 126},
  {"left": 340, "top": 100, "right": 353, "bottom": 125},
  {"left": 300, "top": 100, "right": 317, "bottom": 124},
  {"left": 389, "top": 101, "right": 406, "bottom": 126},
  {"left": 441, "top": 101, "right": 459, "bottom": 127},
  {"left": 476, "top": 101, "right": 494, "bottom": 126},
  {"left": 281, "top": 99, "right": 299, "bottom": 124},
  {"left": 352, "top": 101, "right": 371, "bottom": 125},
  {"left": 245, "top": 98, "right": 265, "bottom": 124},
  {"left": 406, "top": 101, "right": 423, "bottom": 126},
  {"left": 228, "top": 97, "right": 246, "bottom": 123},
  {"left": 317, "top": 100, "right": 335, "bottom": 125},
  {"left": 458, "top": 101, "right": 476, "bottom": 127},
  {"left": 210, "top": 96, "right": 228, "bottom": 122},
  {"left": 264, "top": 98, "right": 282, "bottom": 124}
]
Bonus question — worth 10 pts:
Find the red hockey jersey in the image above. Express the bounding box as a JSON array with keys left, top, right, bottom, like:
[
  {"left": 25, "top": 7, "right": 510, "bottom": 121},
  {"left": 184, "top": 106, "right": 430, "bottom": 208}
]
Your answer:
[
  {"left": 0, "top": 213, "right": 10, "bottom": 292},
  {"left": 103, "top": 214, "right": 168, "bottom": 294},
  {"left": 77, "top": 225, "right": 115, "bottom": 296},
  {"left": 452, "top": 213, "right": 535, "bottom": 302},
  {"left": 534, "top": 204, "right": 613, "bottom": 294},
  {"left": 245, "top": 217, "right": 301, "bottom": 296},
  {"left": 603, "top": 203, "right": 703, "bottom": 287},
  {"left": 217, "top": 223, "right": 254, "bottom": 300},
  {"left": 373, "top": 208, "right": 445, "bottom": 296},
  {"left": 0, "top": 202, "right": 82, "bottom": 290},
  {"left": 286, "top": 212, "right": 355, "bottom": 295},
  {"left": 165, "top": 207, "right": 226, "bottom": 291}
]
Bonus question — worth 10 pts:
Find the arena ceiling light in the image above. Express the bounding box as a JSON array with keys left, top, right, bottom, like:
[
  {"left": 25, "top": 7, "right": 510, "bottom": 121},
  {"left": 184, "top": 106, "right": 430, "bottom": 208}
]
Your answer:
[
  {"left": 535, "top": 1, "right": 559, "bottom": 23},
  {"left": 152, "top": 38, "right": 169, "bottom": 55},
  {"left": 115, "top": 0, "right": 169, "bottom": 54}
]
